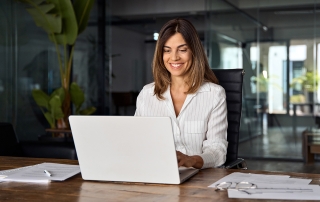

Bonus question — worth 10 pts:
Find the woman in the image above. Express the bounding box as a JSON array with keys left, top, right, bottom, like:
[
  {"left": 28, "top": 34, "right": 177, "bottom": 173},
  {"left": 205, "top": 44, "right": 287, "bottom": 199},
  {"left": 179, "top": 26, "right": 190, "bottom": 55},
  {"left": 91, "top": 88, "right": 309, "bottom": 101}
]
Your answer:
[{"left": 135, "top": 18, "right": 228, "bottom": 169}]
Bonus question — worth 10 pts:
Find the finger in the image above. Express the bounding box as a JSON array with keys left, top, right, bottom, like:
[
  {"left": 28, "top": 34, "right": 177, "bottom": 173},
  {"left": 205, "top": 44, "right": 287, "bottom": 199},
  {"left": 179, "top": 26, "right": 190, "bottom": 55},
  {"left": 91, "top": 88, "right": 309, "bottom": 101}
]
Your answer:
[
  {"left": 176, "top": 151, "right": 183, "bottom": 160},
  {"left": 181, "top": 156, "right": 194, "bottom": 168},
  {"left": 178, "top": 159, "right": 185, "bottom": 167}
]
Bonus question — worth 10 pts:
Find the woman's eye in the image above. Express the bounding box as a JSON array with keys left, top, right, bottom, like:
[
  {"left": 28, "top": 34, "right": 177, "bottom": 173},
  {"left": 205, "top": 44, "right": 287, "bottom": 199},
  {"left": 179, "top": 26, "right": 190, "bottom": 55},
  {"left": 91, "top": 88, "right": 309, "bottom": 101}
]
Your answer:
[
  {"left": 179, "top": 49, "right": 187, "bottom": 52},
  {"left": 163, "top": 49, "right": 170, "bottom": 53}
]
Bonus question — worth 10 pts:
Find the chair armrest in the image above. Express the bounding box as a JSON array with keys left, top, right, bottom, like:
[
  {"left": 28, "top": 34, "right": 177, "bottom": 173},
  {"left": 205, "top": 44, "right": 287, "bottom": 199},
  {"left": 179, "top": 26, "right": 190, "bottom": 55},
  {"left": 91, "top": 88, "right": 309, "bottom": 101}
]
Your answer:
[{"left": 222, "top": 158, "right": 247, "bottom": 169}]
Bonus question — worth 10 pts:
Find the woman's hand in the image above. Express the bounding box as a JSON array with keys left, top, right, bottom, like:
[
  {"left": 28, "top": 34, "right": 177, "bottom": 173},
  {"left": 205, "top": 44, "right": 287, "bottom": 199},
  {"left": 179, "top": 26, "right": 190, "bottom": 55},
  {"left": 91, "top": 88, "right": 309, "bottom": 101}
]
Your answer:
[{"left": 176, "top": 151, "right": 204, "bottom": 169}]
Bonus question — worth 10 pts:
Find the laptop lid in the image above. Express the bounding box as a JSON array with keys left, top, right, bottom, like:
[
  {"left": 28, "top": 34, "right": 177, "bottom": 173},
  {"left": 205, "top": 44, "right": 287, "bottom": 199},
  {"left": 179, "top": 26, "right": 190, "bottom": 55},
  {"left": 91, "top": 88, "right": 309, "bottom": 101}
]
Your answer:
[{"left": 69, "top": 116, "right": 197, "bottom": 184}]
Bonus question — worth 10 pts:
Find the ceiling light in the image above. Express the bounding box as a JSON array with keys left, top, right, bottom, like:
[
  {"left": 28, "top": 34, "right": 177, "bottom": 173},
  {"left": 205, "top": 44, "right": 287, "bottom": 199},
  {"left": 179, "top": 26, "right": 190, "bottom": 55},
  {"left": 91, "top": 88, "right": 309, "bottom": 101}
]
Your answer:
[{"left": 153, "top": 32, "right": 159, "bottom": 41}]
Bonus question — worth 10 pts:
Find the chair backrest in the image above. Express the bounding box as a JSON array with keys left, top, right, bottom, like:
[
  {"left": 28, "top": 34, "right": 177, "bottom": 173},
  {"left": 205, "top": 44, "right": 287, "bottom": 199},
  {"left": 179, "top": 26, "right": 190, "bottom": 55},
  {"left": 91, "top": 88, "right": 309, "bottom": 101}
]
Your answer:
[
  {"left": 212, "top": 69, "right": 244, "bottom": 165},
  {"left": 0, "top": 122, "right": 22, "bottom": 156}
]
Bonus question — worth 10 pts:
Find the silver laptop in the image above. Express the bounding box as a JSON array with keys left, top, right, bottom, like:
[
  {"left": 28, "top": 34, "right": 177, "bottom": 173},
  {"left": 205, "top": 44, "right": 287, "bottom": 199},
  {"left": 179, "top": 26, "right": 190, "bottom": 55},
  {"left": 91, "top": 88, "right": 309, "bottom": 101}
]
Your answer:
[{"left": 69, "top": 116, "right": 199, "bottom": 184}]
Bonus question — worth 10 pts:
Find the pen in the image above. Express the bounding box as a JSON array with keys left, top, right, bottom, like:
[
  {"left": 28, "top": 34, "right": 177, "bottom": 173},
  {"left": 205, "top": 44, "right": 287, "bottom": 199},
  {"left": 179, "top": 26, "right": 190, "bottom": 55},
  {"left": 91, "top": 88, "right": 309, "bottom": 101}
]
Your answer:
[{"left": 44, "top": 170, "right": 52, "bottom": 177}]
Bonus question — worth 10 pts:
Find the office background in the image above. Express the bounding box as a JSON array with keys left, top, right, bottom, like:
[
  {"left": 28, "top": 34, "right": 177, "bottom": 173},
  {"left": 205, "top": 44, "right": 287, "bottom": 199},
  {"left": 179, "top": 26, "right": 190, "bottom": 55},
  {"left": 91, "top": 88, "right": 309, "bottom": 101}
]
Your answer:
[{"left": 1, "top": 0, "right": 320, "bottom": 165}]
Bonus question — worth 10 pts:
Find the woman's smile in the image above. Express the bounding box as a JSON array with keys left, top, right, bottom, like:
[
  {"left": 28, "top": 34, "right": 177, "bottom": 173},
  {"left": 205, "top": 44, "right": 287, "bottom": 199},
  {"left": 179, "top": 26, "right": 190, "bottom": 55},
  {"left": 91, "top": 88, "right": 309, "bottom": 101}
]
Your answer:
[{"left": 170, "top": 63, "right": 183, "bottom": 69}]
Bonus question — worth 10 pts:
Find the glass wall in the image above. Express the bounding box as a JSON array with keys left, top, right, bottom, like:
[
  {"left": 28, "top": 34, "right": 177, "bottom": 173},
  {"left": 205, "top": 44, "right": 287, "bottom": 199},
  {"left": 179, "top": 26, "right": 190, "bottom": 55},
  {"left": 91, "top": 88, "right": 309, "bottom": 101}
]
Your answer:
[
  {"left": 204, "top": 0, "right": 320, "bottom": 160},
  {"left": 0, "top": 0, "right": 15, "bottom": 123},
  {"left": 0, "top": 0, "right": 111, "bottom": 141},
  {"left": 2, "top": 0, "right": 320, "bottom": 161}
]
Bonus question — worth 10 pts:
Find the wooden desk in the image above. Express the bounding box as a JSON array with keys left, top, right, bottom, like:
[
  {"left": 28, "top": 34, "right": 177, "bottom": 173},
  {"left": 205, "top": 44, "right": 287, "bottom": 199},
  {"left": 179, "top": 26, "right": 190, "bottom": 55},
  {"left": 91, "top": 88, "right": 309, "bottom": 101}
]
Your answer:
[
  {"left": 303, "top": 129, "right": 320, "bottom": 163},
  {"left": 1, "top": 156, "right": 320, "bottom": 202}
]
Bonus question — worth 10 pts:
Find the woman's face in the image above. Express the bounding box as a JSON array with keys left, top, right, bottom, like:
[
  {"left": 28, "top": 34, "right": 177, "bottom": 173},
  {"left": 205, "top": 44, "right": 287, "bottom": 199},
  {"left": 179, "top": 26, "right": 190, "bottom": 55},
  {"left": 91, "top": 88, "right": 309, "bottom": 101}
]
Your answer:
[{"left": 163, "top": 32, "right": 192, "bottom": 79}]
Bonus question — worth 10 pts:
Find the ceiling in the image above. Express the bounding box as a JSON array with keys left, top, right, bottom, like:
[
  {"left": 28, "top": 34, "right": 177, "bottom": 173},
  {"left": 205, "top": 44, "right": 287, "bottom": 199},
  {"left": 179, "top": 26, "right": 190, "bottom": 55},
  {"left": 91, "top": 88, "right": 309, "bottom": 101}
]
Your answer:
[{"left": 108, "top": 0, "right": 320, "bottom": 43}]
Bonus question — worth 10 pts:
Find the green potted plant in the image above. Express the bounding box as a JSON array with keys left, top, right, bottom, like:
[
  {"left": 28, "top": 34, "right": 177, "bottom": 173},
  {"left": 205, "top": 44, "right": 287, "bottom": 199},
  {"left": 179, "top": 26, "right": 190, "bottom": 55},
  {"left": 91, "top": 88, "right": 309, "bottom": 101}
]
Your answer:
[
  {"left": 290, "top": 70, "right": 320, "bottom": 108},
  {"left": 17, "top": 0, "right": 96, "bottom": 129},
  {"left": 290, "top": 71, "right": 320, "bottom": 93}
]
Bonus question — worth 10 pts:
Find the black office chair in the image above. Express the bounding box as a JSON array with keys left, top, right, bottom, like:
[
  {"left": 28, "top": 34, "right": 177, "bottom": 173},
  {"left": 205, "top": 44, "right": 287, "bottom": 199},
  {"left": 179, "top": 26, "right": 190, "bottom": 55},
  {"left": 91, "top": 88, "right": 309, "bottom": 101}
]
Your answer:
[
  {"left": 0, "top": 122, "right": 23, "bottom": 156},
  {"left": 0, "top": 122, "right": 77, "bottom": 160},
  {"left": 212, "top": 69, "right": 247, "bottom": 169}
]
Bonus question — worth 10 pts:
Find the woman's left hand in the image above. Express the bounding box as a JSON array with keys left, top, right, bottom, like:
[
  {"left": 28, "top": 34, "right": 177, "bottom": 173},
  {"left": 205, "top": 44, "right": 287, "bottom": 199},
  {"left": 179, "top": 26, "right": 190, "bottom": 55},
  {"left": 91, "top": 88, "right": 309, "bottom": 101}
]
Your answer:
[{"left": 176, "top": 151, "right": 203, "bottom": 169}]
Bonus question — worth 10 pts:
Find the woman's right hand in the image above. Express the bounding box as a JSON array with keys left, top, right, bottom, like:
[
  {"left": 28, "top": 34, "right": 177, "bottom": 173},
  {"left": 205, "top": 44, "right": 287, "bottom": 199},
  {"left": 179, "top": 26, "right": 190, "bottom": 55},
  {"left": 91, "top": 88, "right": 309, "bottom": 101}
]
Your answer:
[{"left": 176, "top": 151, "right": 203, "bottom": 169}]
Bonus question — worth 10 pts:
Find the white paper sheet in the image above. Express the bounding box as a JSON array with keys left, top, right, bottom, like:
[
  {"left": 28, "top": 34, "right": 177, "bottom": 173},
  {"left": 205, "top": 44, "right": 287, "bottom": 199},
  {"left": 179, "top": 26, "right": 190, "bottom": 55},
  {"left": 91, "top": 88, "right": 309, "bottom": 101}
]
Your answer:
[
  {"left": 0, "top": 165, "right": 34, "bottom": 180},
  {"left": 208, "top": 172, "right": 311, "bottom": 188},
  {"left": 0, "top": 163, "right": 80, "bottom": 183},
  {"left": 228, "top": 183, "right": 320, "bottom": 200}
]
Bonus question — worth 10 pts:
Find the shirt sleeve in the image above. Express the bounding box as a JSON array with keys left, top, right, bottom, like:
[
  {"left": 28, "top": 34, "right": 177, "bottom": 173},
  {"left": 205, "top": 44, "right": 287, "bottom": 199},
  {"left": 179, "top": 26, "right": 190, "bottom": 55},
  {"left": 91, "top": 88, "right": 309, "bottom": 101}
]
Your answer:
[{"left": 198, "top": 86, "right": 228, "bottom": 169}]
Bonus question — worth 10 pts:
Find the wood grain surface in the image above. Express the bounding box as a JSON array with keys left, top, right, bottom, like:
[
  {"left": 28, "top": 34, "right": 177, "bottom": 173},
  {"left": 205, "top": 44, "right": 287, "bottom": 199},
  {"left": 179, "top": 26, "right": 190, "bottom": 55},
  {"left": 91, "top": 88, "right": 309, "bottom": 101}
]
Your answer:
[{"left": 0, "top": 156, "right": 319, "bottom": 202}]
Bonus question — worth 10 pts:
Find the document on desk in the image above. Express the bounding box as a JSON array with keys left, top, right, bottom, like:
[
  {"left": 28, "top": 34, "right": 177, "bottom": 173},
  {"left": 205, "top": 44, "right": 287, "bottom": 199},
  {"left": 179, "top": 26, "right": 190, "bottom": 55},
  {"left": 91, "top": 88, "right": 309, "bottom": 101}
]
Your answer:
[
  {"left": 209, "top": 172, "right": 320, "bottom": 200},
  {"left": 0, "top": 163, "right": 80, "bottom": 183},
  {"left": 228, "top": 183, "right": 320, "bottom": 200},
  {"left": 208, "top": 172, "right": 312, "bottom": 188}
]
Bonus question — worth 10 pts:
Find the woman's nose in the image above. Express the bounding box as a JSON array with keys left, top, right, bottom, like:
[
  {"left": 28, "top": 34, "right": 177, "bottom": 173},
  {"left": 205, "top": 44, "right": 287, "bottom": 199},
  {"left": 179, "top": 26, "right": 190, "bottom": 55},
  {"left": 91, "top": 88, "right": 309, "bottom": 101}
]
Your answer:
[{"left": 170, "top": 52, "right": 180, "bottom": 61}]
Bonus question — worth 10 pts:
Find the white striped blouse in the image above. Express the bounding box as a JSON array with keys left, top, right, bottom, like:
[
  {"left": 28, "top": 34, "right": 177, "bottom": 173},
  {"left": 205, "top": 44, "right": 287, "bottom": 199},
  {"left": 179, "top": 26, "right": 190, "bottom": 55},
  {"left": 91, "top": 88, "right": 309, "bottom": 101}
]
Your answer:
[{"left": 134, "top": 82, "right": 228, "bottom": 169}]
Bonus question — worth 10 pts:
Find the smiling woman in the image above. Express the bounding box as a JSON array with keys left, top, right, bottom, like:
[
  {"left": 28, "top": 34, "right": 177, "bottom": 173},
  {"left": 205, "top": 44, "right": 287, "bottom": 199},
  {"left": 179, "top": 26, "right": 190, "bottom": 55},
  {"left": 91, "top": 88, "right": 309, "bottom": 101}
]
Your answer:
[{"left": 134, "top": 18, "right": 228, "bottom": 170}]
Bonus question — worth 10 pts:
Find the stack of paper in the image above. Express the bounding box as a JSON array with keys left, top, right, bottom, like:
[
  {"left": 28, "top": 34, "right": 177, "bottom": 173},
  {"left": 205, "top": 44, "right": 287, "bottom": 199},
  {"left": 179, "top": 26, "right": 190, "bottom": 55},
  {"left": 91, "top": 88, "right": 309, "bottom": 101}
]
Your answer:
[
  {"left": 209, "top": 172, "right": 320, "bottom": 200},
  {"left": 0, "top": 163, "right": 80, "bottom": 183}
]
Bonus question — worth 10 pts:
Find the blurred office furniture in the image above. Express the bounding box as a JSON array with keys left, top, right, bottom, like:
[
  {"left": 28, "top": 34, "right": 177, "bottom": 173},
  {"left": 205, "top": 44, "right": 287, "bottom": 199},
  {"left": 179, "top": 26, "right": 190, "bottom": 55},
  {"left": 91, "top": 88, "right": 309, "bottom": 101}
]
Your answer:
[
  {"left": 302, "top": 128, "right": 320, "bottom": 163},
  {"left": 0, "top": 122, "right": 77, "bottom": 159},
  {"left": 242, "top": 96, "right": 266, "bottom": 140},
  {"left": 0, "top": 122, "right": 21, "bottom": 157},
  {"left": 213, "top": 69, "right": 246, "bottom": 169},
  {"left": 38, "top": 128, "right": 73, "bottom": 142},
  {"left": 112, "top": 92, "right": 138, "bottom": 115},
  {"left": 292, "top": 103, "right": 320, "bottom": 137}
]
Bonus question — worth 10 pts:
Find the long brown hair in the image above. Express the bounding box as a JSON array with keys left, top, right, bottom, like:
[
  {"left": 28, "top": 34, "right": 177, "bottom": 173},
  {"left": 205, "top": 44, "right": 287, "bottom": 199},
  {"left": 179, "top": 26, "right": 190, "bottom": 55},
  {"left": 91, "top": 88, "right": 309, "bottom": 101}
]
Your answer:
[{"left": 153, "top": 18, "right": 218, "bottom": 99}]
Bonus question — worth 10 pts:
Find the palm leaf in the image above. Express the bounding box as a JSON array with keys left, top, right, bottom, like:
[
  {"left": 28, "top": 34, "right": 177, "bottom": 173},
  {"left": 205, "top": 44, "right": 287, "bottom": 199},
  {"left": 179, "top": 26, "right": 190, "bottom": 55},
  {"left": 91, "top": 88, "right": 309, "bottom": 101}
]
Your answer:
[
  {"left": 73, "top": 0, "right": 95, "bottom": 34},
  {"left": 44, "top": 112, "right": 55, "bottom": 128},
  {"left": 49, "top": 95, "right": 64, "bottom": 120},
  {"left": 50, "top": 87, "right": 65, "bottom": 103},
  {"left": 70, "top": 82, "right": 84, "bottom": 113},
  {"left": 19, "top": 0, "right": 62, "bottom": 34},
  {"left": 32, "top": 89, "right": 50, "bottom": 109},
  {"left": 80, "top": 107, "right": 96, "bottom": 115},
  {"left": 47, "top": 0, "right": 78, "bottom": 45}
]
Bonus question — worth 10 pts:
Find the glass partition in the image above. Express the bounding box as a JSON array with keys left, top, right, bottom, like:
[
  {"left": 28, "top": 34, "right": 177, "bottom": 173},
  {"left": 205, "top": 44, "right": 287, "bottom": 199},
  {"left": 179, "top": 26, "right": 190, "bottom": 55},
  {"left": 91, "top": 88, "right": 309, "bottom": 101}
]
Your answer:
[
  {"left": 205, "top": 0, "right": 320, "bottom": 160},
  {"left": 0, "top": 0, "right": 14, "bottom": 122},
  {"left": 2, "top": 0, "right": 320, "bottom": 160},
  {"left": 0, "top": 1, "right": 111, "bottom": 141}
]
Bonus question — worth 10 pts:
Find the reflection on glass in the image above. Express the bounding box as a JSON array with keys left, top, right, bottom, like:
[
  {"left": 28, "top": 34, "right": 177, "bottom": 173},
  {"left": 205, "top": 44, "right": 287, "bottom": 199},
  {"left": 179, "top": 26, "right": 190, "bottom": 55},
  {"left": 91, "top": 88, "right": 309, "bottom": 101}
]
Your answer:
[
  {"left": 268, "top": 45, "right": 286, "bottom": 114},
  {"left": 250, "top": 43, "right": 287, "bottom": 114},
  {"left": 221, "top": 46, "right": 243, "bottom": 69},
  {"left": 289, "top": 41, "right": 316, "bottom": 116}
]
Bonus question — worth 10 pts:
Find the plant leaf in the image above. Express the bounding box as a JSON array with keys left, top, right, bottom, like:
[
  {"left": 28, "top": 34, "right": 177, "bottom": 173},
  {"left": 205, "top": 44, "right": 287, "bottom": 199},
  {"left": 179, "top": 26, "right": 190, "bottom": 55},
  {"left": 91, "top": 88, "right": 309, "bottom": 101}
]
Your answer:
[
  {"left": 25, "top": 3, "right": 62, "bottom": 34},
  {"left": 50, "top": 87, "right": 65, "bottom": 103},
  {"left": 32, "top": 89, "right": 50, "bottom": 109},
  {"left": 48, "top": 0, "right": 78, "bottom": 45},
  {"left": 49, "top": 95, "right": 64, "bottom": 120},
  {"left": 70, "top": 82, "right": 84, "bottom": 112},
  {"left": 44, "top": 112, "right": 55, "bottom": 128},
  {"left": 73, "top": 0, "right": 95, "bottom": 34},
  {"left": 79, "top": 107, "right": 96, "bottom": 115},
  {"left": 29, "top": 4, "right": 55, "bottom": 14}
]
